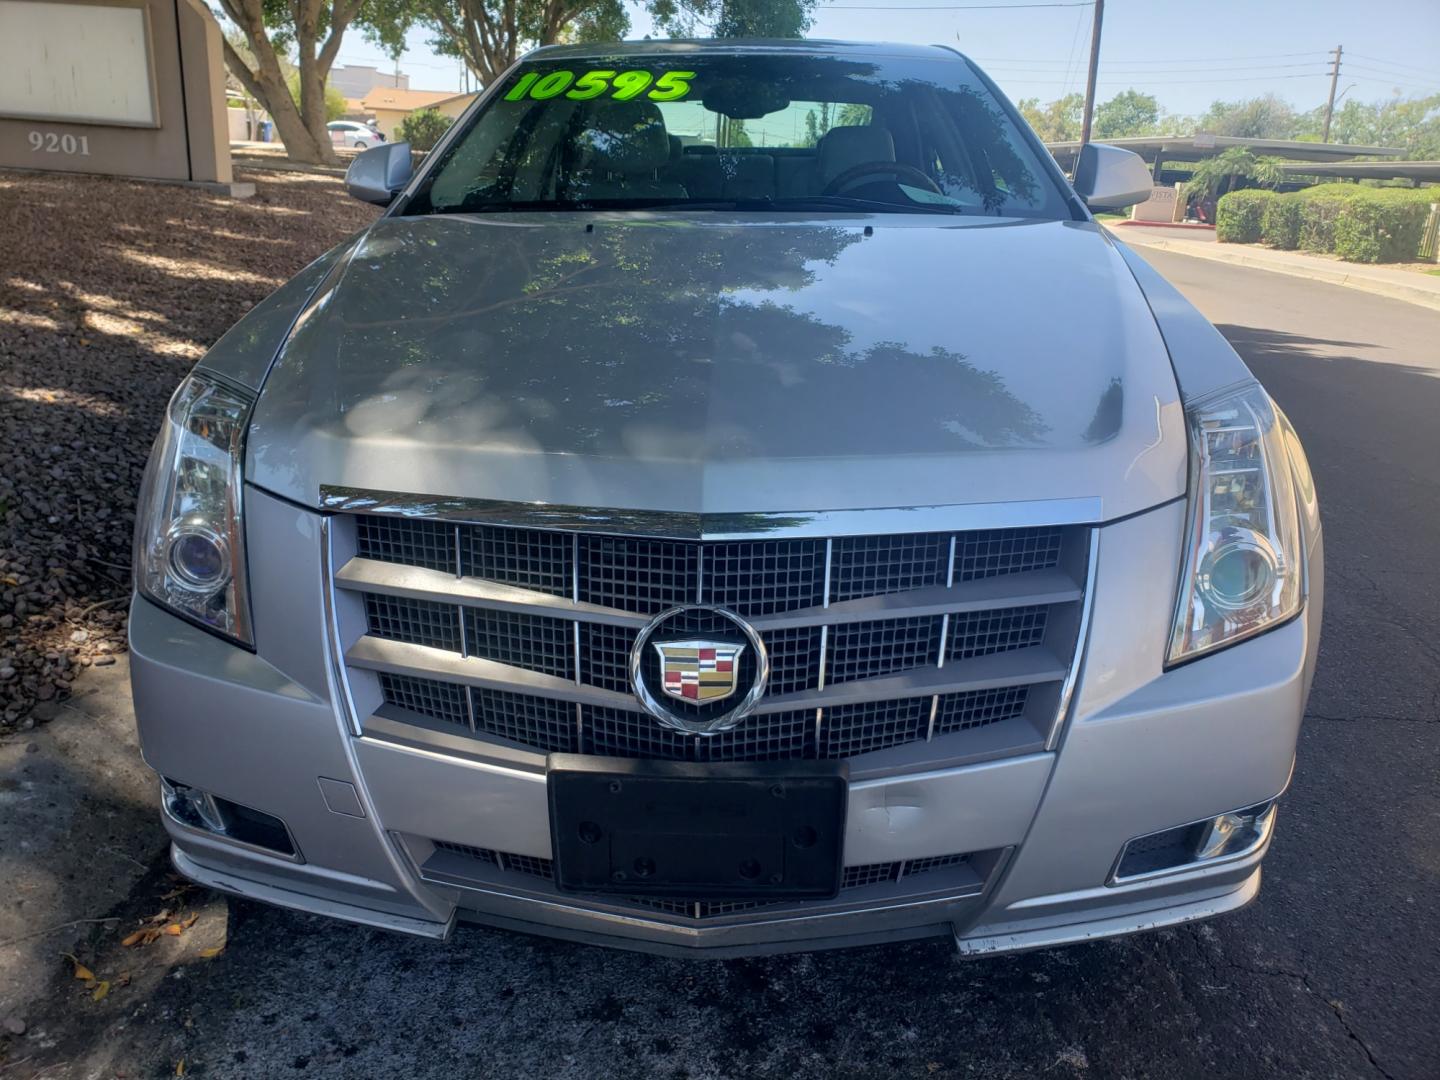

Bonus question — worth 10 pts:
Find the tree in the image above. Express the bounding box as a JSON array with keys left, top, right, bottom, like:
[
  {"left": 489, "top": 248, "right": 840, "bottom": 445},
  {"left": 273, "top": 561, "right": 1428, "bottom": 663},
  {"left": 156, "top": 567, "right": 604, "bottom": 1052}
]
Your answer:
[
  {"left": 1325, "top": 93, "right": 1440, "bottom": 157},
  {"left": 1183, "top": 147, "right": 1285, "bottom": 200},
  {"left": 1194, "top": 94, "right": 1297, "bottom": 139},
  {"left": 218, "top": 0, "right": 404, "bottom": 164},
  {"left": 1016, "top": 93, "right": 1083, "bottom": 142},
  {"left": 398, "top": 107, "right": 453, "bottom": 150},
  {"left": 286, "top": 70, "right": 347, "bottom": 121},
  {"left": 1093, "top": 89, "right": 1159, "bottom": 140},
  {"left": 417, "top": 0, "right": 814, "bottom": 88},
  {"left": 709, "top": 0, "right": 814, "bottom": 37}
]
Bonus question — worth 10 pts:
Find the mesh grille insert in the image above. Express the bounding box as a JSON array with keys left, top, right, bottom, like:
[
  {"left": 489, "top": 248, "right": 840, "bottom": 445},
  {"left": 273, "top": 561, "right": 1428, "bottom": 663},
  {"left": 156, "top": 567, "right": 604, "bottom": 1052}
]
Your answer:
[
  {"left": 934, "top": 686, "right": 1029, "bottom": 736},
  {"left": 842, "top": 862, "right": 901, "bottom": 888},
  {"left": 473, "top": 688, "right": 576, "bottom": 753},
  {"left": 945, "top": 606, "right": 1049, "bottom": 663},
  {"left": 465, "top": 608, "right": 573, "bottom": 679},
  {"left": 821, "top": 698, "right": 931, "bottom": 758},
  {"left": 830, "top": 533, "right": 947, "bottom": 602},
  {"left": 424, "top": 845, "right": 973, "bottom": 918},
  {"left": 584, "top": 705, "right": 695, "bottom": 761},
  {"left": 579, "top": 535, "right": 698, "bottom": 613},
  {"left": 702, "top": 539, "right": 825, "bottom": 616},
  {"left": 356, "top": 517, "right": 454, "bottom": 572},
  {"left": 956, "top": 527, "right": 1063, "bottom": 582},
  {"left": 379, "top": 673, "right": 468, "bottom": 728},
  {"left": 364, "top": 594, "right": 460, "bottom": 652},
  {"left": 579, "top": 622, "right": 638, "bottom": 693},
  {"left": 461, "top": 524, "right": 572, "bottom": 597},
  {"left": 695, "top": 710, "right": 815, "bottom": 762},
  {"left": 828, "top": 616, "right": 942, "bottom": 686},
  {"left": 904, "top": 853, "right": 969, "bottom": 877},
  {"left": 761, "top": 626, "right": 823, "bottom": 696}
]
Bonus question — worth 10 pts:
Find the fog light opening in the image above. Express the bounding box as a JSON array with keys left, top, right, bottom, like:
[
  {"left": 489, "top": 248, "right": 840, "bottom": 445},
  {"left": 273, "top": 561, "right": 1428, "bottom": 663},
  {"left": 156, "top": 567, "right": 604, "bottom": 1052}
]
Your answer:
[
  {"left": 1114, "top": 800, "right": 1276, "bottom": 883},
  {"left": 161, "top": 777, "right": 297, "bottom": 858}
]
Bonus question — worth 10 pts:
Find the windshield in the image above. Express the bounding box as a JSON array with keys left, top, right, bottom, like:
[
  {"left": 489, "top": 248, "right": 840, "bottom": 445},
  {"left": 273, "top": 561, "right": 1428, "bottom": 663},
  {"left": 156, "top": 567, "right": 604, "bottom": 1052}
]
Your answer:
[{"left": 404, "top": 51, "right": 1070, "bottom": 218}]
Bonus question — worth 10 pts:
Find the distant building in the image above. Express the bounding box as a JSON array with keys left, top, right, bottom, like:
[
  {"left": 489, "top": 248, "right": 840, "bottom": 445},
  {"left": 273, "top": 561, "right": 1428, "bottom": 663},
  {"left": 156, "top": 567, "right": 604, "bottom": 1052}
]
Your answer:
[
  {"left": 360, "top": 88, "right": 478, "bottom": 140},
  {"left": 331, "top": 64, "right": 409, "bottom": 100}
]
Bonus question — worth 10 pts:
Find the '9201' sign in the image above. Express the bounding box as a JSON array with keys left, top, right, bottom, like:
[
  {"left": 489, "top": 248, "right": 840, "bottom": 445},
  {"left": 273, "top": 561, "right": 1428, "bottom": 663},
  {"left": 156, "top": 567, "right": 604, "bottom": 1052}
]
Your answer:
[
  {"left": 28, "top": 131, "right": 91, "bottom": 156},
  {"left": 504, "top": 69, "right": 696, "bottom": 103}
]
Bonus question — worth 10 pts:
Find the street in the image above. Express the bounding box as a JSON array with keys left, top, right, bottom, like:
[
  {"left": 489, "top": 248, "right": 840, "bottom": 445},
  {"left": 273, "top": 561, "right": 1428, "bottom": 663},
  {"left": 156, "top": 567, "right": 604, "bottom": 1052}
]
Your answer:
[{"left": 6, "top": 249, "right": 1439, "bottom": 1080}]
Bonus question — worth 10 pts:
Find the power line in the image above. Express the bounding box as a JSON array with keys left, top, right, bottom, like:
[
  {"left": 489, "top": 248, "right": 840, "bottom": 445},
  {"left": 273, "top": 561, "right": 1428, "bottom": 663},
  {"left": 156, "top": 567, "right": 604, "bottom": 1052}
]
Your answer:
[
  {"left": 1346, "top": 53, "right": 1440, "bottom": 77},
  {"left": 982, "top": 59, "right": 1327, "bottom": 73},
  {"left": 972, "top": 50, "right": 1323, "bottom": 64},
  {"left": 1344, "top": 64, "right": 1440, "bottom": 90},
  {"left": 1007, "top": 72, "right": 1329, "bottom": 86}
]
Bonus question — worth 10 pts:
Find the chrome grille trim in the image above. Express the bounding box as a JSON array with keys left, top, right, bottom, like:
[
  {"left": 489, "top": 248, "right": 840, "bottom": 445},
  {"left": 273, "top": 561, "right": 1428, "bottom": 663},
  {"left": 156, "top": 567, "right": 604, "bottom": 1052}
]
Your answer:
[
  {"left": 347, "top": 635, "right": 1067, "bottom": 715},
  {"left": 333, "top": 507, "right": 1093, "bottom": 765},
  {"left": 321, "top": 486, "right": 1104, "bottom": 539},
  {"left": 336, "top": 558, "right": 1082, "bottom": 629}
]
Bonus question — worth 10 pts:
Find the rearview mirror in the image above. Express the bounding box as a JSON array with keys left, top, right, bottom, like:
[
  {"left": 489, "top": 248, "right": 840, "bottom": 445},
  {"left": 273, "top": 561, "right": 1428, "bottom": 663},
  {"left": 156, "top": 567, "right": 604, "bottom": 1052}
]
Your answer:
[
  {"left": 1072, "top": 143, "right": 1153, "bottom": 212},
  {"left": 346, "top": 142, "right": 413, "bottom": 206}
]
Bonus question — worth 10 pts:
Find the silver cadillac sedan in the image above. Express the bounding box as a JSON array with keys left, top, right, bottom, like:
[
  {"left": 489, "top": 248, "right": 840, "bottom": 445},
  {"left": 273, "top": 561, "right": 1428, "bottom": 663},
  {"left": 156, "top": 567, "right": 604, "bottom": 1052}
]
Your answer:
[{"left": 130, "top": 39, "right": 1322, "bottom": 956}]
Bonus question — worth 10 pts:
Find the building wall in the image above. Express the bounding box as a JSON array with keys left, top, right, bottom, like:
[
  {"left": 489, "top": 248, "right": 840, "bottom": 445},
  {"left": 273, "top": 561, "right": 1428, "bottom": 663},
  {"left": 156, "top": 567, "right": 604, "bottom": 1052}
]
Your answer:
[
  {"left": 370, "top": 95, "right": 476, "bottom": 141},
  {"left": 331, "top": 65, "right": 410, "bottom": 100},
  {"left": 0, "top": 0, "right": 230, "bottom": 183}
]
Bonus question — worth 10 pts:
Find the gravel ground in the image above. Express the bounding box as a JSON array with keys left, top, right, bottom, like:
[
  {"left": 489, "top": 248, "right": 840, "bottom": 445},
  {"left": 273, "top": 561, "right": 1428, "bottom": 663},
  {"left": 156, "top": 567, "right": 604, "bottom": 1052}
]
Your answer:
[{"left": 0, "top": 168, "right": 379, "bottom": 733}]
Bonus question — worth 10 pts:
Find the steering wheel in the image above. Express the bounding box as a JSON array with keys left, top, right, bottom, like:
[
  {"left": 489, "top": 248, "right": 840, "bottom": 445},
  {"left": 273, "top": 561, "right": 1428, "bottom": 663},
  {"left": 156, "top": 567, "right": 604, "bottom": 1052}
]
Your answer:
[{"left": 822, "top": 162, "right": 942, "bottom": 196}]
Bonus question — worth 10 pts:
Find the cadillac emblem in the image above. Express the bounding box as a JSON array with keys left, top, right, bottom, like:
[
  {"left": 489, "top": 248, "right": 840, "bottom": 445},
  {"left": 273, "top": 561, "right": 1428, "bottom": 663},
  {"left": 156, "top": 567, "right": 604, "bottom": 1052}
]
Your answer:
[
  {"left": 655, "top": 640, "right": 746, "bottom": 704},
  {"left": 630, "top": 605, "right": 769, "bottom": 735}
]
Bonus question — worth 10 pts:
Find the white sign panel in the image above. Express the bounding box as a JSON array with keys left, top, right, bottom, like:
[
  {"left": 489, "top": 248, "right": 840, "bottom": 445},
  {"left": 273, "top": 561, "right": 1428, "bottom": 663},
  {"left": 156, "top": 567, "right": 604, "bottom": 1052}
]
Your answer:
[{"left": 0, "top": 0, "right": 158, "bottom": 127}]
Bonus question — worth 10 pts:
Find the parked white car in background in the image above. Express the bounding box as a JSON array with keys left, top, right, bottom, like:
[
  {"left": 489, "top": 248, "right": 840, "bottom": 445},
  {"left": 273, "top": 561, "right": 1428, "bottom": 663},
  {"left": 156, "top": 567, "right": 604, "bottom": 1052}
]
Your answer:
[{"left": 328, "top": 121, "right": 383, "bottom": 150}]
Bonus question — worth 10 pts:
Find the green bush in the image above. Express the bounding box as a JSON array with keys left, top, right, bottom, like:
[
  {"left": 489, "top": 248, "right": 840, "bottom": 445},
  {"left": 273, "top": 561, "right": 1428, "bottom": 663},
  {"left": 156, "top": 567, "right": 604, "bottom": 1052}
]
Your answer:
[
  {"left": 397, "top": 108, "right": 453, "bottom": 152},
  {"left": 1260, "top": 195, "right": 1303, "bottom": 249},
  {"left": 1297, "top": 189, "right": 1357, "bottom": 253},
  {"left": 1331, "top": 194, "right": 1433, "bottom": 263},
  {"left": 1221, "top": 182, "right": 1435, "bottom": 263},
  {"left": 1216, "top": 189, "right": 1274, "bottom": 243}
]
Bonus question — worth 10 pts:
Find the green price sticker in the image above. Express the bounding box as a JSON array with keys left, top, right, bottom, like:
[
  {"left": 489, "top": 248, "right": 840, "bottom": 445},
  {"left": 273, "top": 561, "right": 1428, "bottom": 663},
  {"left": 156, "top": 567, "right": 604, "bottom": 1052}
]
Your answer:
[{"left": 504, "top": 69, "right": 696, "bottom": 103}]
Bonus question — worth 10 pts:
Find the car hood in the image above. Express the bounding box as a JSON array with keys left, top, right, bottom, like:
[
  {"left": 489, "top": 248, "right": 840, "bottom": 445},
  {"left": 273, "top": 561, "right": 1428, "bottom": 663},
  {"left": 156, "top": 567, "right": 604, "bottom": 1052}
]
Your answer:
[{"left": 246, "top": 213, "right": 1185, "bottom": 519}]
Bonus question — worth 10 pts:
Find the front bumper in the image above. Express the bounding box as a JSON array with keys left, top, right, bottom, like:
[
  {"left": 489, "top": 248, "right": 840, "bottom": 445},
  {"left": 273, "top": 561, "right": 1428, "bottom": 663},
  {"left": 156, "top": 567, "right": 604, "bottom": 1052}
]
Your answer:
[{"left": 129, "top": 491, "right": 1322, "bottom": 956}]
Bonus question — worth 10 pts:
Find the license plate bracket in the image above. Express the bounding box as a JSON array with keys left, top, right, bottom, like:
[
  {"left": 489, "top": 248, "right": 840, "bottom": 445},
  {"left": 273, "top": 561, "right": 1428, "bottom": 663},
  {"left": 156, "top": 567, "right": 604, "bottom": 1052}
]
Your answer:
[{"left": 547, "top": 755, "right": 848, "bottom": 899}]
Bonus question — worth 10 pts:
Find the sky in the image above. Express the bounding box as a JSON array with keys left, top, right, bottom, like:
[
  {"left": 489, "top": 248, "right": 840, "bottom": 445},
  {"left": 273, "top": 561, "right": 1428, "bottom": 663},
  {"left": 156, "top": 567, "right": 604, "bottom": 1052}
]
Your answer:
[{"left": 330, "top": 0, "right": 1440, "bottom": 119}]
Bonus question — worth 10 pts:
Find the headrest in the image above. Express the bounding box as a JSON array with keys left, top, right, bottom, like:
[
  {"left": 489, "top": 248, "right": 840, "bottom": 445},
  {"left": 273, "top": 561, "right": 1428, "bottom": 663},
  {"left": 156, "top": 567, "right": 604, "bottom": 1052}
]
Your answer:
[
  {"left": 576, "top": 101, "right": 672, "bottom": 175},
  {"left": 817, "top": 126, "right": 896, "bottom": 185}
]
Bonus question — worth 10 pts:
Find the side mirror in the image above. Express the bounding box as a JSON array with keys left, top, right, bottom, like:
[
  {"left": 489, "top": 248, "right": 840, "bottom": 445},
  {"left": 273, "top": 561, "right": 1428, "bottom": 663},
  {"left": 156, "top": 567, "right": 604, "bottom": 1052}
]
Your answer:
[
  {"left": 1072, "top": 143, "right": 1154, "bottom": 212},
  {"left": 346, "top": 141, "right": 413, "bottom": 206}
]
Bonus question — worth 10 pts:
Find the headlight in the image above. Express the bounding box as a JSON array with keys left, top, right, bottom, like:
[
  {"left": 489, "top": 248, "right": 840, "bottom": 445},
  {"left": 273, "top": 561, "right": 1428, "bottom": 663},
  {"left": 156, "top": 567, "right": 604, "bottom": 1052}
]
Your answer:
[
  {"left": 135, "top": 372, "right": 254, "bottom": 647},
  {"left": 1168, "top": 381, "right": 1303, "bottom": 663}
]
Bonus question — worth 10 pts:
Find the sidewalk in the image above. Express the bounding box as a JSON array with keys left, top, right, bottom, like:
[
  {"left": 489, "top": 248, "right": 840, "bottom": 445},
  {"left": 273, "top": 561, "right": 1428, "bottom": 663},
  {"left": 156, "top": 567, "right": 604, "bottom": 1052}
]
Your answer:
[{"left": 1109, "top": 224, "right": 1440, "bottom": 313}]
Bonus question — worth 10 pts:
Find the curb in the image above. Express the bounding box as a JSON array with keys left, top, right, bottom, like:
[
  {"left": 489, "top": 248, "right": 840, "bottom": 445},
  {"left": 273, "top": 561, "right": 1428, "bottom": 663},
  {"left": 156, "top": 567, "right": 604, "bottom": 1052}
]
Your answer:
[{"left": 1111, "top": 233, "right": 1440, "bottom": 314}]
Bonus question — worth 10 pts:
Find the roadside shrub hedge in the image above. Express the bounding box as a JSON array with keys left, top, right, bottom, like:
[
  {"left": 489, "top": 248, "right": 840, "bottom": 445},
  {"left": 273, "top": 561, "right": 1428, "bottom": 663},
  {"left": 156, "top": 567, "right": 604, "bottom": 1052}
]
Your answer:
[
  {"left": 1219, "top": 183, "right": 1437, "bottom": 263},
  {"left": 1260, "top": 196, "right": 1303, "bottom": 250},
  {"left": 1215, "top": 189, "right": 1273, "bottom": 243}
]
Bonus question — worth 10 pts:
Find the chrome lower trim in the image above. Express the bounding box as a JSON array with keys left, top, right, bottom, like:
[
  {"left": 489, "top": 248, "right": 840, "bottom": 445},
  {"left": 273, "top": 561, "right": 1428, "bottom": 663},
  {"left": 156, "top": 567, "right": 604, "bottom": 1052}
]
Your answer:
[
  {"left": 319, "top": 486, "right": 1105, "bottom": 540},
  {"left": 172, "top": 847, "right": 454, "bottom": 941},
  {"left": 955, "top": 869, "right": 1261, "bottom": 957},
  {"left": 1046, "top": 527, "right": 1101, "bottom": 750}
]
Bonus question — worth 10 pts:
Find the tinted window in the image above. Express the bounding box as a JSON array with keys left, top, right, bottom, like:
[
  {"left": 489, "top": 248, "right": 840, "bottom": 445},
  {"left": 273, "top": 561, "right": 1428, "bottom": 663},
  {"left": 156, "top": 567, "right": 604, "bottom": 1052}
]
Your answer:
[{"left": 407, "top": 52, "right": 1067, "bottom": 218}]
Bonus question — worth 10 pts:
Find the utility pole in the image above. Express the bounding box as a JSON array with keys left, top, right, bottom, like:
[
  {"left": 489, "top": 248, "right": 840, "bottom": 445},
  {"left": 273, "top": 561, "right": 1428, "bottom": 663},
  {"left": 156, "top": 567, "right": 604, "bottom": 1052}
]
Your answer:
[
  {"left": 1322, "top": 45, "right": 1344, "bottom": 143},
  {"left": 1078, "top": 0, "right": 1105, "bottom": 148}
]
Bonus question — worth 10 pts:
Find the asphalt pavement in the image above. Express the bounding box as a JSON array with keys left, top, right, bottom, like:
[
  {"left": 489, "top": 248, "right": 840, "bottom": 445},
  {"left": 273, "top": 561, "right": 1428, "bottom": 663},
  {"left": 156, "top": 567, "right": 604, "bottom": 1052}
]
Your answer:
[{"left": 4, "top": 250, "right": 1438, "bottom": 1080}]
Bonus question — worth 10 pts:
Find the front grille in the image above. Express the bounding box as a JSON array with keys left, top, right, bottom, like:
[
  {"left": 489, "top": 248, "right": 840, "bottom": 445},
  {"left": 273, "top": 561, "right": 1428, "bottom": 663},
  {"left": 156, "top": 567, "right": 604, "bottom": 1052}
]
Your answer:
[
  {"left": 341, "top": 515, "right": 1087, "bottom": 765},
  {"left": 427, "top": 842, "right": 975, "bottom": 920}
]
